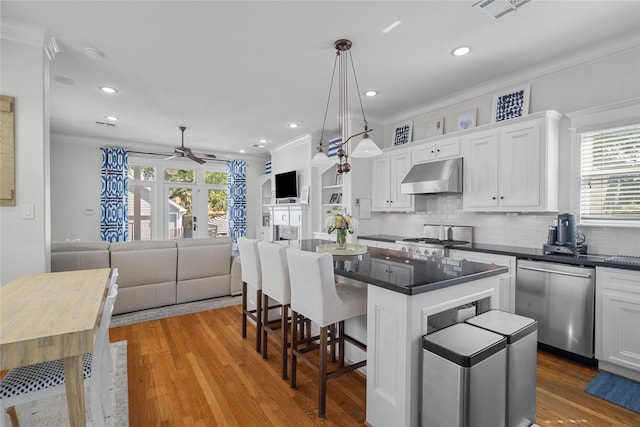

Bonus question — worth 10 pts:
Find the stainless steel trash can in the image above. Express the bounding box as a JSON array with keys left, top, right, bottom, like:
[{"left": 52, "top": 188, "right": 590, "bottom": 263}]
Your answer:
[
  {"left": 422, "top": 323, "right": 507, "bottom": 427},
  {"left": 466, "top": 310, "right": 538, "bottom": 427}
]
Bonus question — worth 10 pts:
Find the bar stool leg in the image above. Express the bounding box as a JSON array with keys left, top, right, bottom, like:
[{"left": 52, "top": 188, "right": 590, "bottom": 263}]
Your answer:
[
  {"left": 338, "top": 321, "right": 345, "bottom": 368},
  {"left": 290, "top": 309, "right": 298, "bottom": 389},
  {"left": 319, "top": 325, "right": 329, "bottom": 420},
  {"left": 261, "top": 293, "right": 269, "bottom": 359},
  {"left": 281, "top": 304, "right": 289, "bottom": 380},
  {"left": 242, "top": 282, "right": 248, "bottom": 338},
  {"left": 255, "top": 289, "right": 262, "bottom": 352}
]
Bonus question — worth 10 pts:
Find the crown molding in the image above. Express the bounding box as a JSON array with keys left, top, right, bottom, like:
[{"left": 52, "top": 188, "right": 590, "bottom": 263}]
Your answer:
[
  {"left": 0, "top": 18, "right": 46, "bottom": 48},
  {"left": 269, "top": 133, "right": 312, "bottom": 154},
  {"left": 385, "top": 31, "right": 640, "bottom": 125}
]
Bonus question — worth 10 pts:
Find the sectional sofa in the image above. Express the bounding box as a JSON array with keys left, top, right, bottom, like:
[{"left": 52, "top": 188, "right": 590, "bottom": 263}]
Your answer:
[{"left": 51, "top": 237, "right": 242, "bottom": 314}]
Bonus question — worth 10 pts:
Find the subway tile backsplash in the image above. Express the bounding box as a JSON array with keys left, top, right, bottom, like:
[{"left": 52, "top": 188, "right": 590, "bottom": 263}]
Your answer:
[{"left": 379, "top": 195, "right": 640, "bottom": 256}]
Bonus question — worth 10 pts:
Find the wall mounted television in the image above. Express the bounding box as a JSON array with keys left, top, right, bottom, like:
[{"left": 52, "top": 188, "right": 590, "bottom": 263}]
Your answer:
[{"left": 275, "top": 170, "right": 298, "bottom": 199}]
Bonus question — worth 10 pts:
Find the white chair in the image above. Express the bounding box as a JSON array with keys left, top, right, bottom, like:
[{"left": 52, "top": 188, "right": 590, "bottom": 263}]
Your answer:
[
  {"left": 257, "top": 241, "right": 293, "bottom": 379},
  {"left": 237, "top": 237, "right": 263, "bottom": 352},
  {"left": 1, "top": 282, "right": 119, "bottom": 427},
  {"left": 286, "top": 248, "right": 367, "bottom": 420}
]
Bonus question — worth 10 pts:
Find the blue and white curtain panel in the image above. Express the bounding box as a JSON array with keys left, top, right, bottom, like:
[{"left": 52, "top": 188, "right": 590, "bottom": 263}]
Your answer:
[
  {"left": 227, "top": 160, "right": 247, "bottom": 243},
  {"left": 100, "top": 147, "right": 128, "bottom": 242}
]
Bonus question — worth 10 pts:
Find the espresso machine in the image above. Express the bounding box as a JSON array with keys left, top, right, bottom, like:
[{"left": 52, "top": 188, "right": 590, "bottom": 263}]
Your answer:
[{"left": 543, "top": 213, "right": 587, "bottom": 255}]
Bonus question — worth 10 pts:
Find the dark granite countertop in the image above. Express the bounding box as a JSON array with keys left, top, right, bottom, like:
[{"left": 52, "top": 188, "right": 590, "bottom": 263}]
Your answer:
[
  {"left": 450, "top": 243, "right": 640, "bottom": 272},
  {"left": 300, "top": 239, "right": 508, "bottom": 295},
  {"left": 357, "top": 234, "right": 414, "bottom": 243},
  {"left": 358, "top": 235, "right": 640, "bottom": 272}
]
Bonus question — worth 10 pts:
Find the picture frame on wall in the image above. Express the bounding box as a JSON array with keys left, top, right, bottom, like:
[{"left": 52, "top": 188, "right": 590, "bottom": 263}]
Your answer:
[
  {"left": 456, "top": 109, "right": 477, "bottom": 131},
  {"left": 300, "top": 186, "right": 309, "bottom": 204},
  {"left": 492, "top": 84, "right": 530, "bottom": 123},
  {"left": 393, "top": 121, "right": 413, "bottom": 146},
  {"left": 425, "top": 118, "right": 444, "bottom": 138}
]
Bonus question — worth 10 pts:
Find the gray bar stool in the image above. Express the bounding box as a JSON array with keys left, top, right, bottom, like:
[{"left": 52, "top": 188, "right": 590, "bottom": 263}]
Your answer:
[
  {"left": 257, "top": 241, "right": 293, "bottom": 379},
  {"left": 237, "top": 237, "right": 263, "bottom": 352},
  {"left": 286, "top": 248, "right": 367, "bottom": 420}
]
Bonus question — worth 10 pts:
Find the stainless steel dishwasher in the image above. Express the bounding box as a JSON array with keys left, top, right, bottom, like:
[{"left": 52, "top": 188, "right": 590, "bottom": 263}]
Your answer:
[{"left": 515, "top": 260, "right": 595, "bottom": 358}]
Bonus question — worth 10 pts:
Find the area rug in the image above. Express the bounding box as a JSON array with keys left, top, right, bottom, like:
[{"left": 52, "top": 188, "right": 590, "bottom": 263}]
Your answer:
[
  {"left": 585, "top": 372, "right": 640, "bottom": 414},
  {"left": 23, "top": 341, "right": 129, "bottom": 426},
  {"left": 110, "top": 294, "right": 241, "bottom": 327}
]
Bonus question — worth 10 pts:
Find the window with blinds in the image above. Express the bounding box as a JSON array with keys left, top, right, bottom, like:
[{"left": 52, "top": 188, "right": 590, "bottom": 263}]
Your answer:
[{"left": 580, "top": 123, "right": 640, "bottom": 222}]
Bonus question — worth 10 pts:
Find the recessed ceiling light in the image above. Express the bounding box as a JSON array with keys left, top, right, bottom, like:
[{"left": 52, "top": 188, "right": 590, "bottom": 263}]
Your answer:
[
  {"left": 239, "top": 149, "right": 246, "bottom": 153},
  {"left": 259, "top": 138, "right": 268, "bottom": 143},
  {"left": 288, "top": 123, "right": 299, "bottom": 129},
  {"left": 364, "top": 90, "right": 378, "bottom": 97},
  {"left": 451, "top": 46, "right": 471, "bottom": 57},
  {"left": 99, "top": 86, "right": 118, "bottom": 94},
  {"left": 105, "top": 115, "right": 119, "bottom": 121}
]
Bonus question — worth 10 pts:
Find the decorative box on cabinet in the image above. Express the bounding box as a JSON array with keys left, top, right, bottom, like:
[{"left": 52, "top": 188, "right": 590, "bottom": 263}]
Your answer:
[
  {"left": 449, "top": 249, "right": 516, "bottom": 312},
  {"left": 371, "top": 148, "right": 416, "bottom": 212},
  {"left": 462, "top": 110, "right": 561, "bottom": 212},
  {"left": 595, "top": 267, "right": 640, "bottom": 381}
]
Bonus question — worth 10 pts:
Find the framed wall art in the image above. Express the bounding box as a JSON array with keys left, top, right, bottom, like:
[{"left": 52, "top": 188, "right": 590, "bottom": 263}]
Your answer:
[
  {"left": 300, "top": 186, "right": 309, "bottom": 204},
  {"left": 492, "top": 84, "right": 530, "bottom": 122},
  {"left": 425, "top": 118, "right": 444, "bottom": 138},
  {"left": 456, "top": 109, "right": 477, "bottom": 131},
  {"left": 393, "top": 121, "right": 413, "bottom": 146}
]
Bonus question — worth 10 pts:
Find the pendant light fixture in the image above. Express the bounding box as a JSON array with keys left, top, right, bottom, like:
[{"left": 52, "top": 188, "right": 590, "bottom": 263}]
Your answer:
[{"left": 310, "top": 39, "right": 382, "bottom": 173}]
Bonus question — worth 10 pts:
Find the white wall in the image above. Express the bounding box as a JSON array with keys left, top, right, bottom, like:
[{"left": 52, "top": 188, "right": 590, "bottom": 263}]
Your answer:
[
  {"left": 50, "top": 140, "right": 102, "bottom": 241},
  {"left": 376, "top": 48, "right": 640, "bottom": 256},
  {"left": 0, "top": 38, "right": 50, "bottom": 284}
]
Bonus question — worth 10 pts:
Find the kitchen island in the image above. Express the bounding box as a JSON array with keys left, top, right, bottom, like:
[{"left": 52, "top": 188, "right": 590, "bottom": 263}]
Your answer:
[{"left": 299, "top": 240, "right": 508, "bottom": 426}]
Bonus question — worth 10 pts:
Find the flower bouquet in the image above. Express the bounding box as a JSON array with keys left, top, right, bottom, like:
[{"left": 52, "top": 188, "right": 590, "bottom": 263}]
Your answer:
[{"left": 325, "top": 207, "right": 358, "bottom": 249}]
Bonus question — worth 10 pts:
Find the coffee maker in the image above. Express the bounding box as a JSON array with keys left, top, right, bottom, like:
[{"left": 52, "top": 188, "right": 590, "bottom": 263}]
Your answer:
[
  {"left": 556, "top": 213, "right": 576, "bottom": 246},
  {"left": 543, "top": 213, "right": 587, "bottom": 255}
]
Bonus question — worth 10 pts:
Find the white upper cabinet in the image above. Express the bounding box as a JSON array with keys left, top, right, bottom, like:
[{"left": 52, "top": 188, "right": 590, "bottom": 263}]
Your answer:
[
  {"left": 412, "top": 138, "right": 460, "bottom": 165},
  {"left": 372, "top": 148, "right": 414, "bottom": 211},
  {"left": 462, "top": 111, "right": 561, "bottom": 212}
]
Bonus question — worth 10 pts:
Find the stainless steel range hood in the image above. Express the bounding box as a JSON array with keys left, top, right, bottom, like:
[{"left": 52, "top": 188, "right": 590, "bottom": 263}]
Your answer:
[{"left": 400, "top": 157, "right": 462, "bottom": 195}]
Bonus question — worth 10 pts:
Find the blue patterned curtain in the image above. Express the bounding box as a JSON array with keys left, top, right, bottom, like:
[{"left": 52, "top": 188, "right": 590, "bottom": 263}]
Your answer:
[
  {"left": 100, "top": 147, "right": 128, "bottom": 242},
  {"left": 227, "top": 160, "right": 247, "bottom": 243}
]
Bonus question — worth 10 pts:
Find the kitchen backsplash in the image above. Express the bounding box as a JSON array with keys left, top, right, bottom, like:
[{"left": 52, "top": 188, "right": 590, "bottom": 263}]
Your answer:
[{"left": 379, "top": 195, "right": 640, "bottom": 257}]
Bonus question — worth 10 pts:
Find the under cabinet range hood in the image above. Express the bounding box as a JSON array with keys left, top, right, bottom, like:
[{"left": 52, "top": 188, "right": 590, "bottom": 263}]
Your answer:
[{"left": 400, "top": 157, "right": 463, "bottom": 195}]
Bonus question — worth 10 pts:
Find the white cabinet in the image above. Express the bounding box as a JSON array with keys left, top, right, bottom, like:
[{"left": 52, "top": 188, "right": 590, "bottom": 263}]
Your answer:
[
  {"left": 449, "top": 249, "right": 516, "bottom": 312},
  {"left": 595, "top": 267, "right": 640, "bottom": 381},
  {"left": 372, "top": 148, "right": 414, "bottom": 211},
  {"left": 462, "top": 111, "right": 561, "bottom": 212},
  {"left": 266, "top": 204, "right": 308, "bottom": 245},
  {"left": 411, "top": 138, "right": 460, "bottom": 164},
  {"left": 370, "top": 258, "right": 413, "bottom": 285}
]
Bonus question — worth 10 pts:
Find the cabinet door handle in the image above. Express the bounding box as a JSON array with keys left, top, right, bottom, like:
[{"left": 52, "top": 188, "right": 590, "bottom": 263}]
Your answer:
[
  {"left": 500, "top": 196, "right": 504, "bottom": 199},
  {"left": 492, "top": 196, "right": 497, "bottom": 200}
]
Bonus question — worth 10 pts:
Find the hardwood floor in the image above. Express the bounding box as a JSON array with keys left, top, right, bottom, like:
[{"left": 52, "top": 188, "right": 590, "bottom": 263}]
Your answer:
[{"left": 109, "top": 305, "right": 640, "bottom": 426}]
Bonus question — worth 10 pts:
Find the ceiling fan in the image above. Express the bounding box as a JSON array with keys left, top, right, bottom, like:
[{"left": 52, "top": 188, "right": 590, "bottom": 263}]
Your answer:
[{"left": 165, "top": 126, "right": 216, "bottom": 164}]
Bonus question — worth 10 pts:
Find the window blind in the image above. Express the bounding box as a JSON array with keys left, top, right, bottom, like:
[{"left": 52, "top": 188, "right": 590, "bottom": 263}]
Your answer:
[{"left": 580, "top": 123, "right": 640, "bottom": 221}]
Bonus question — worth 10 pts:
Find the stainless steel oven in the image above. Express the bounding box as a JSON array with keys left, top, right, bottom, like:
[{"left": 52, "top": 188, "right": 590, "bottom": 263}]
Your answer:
[{"left": 515, "top": 260, "right": 595, "bottom": 358}]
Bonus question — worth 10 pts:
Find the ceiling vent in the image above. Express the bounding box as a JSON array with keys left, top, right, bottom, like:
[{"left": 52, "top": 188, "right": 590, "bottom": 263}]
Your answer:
[{"left": 473, "top": 0, "right": 532, "bottom": 19}]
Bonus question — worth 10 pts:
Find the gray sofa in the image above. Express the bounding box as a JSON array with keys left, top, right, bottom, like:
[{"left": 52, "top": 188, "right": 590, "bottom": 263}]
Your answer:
[{"left": 51, "top": 237, "right": 242, "bottom": 315}]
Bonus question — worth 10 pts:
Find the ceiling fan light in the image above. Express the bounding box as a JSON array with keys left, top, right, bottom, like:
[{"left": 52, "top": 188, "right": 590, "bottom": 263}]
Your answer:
[{"left": 351, "top": 136, "right": 382, "bottom": 158}]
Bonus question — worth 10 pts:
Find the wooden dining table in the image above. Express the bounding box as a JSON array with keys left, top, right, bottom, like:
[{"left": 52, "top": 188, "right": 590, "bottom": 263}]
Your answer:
[{"left": 1, "top": 268, "right": 112, "bottom": 427}]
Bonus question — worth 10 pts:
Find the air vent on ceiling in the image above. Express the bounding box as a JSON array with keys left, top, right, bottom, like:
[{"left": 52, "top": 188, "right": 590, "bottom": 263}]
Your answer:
[
  {"left": 473, "top": 0, "right": 531, "bottom": 19},
  {"left": 95, "top": 121, "right": 116, "bottom": 127}
]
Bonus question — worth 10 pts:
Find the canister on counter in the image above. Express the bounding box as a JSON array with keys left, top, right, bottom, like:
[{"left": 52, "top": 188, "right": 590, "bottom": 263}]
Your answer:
[{"left": 547, "top": 226, "right": 557, "bottom": 245}]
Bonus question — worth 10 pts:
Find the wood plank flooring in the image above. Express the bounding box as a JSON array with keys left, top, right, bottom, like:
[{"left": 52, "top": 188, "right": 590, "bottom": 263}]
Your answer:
[{"left": 109, "top": 304, "right": 640, "bottom": 426}]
